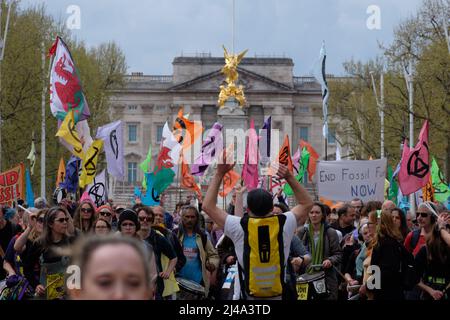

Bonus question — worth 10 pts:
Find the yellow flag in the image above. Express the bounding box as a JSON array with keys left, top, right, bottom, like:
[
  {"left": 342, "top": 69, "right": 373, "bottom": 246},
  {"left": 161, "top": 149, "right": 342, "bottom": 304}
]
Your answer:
[
  {"left": 56, "top": 157, "right": 66, "bottom": 187},
  {"left": 79, "top": 140, "right": 104, "bottom": 189},
  {"left": 55, "top": 110, "right": 84, "bottom": 158}
]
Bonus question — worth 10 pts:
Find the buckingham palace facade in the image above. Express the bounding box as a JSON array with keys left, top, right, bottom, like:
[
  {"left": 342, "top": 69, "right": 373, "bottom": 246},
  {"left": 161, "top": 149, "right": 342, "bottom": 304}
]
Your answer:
[{"left": 109, "top": 54, "right": 340, "bottom": 202}]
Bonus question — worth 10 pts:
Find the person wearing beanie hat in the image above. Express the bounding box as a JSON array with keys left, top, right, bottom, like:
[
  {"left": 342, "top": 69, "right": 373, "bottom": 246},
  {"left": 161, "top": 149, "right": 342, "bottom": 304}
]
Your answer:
[
  {"left": 118, "top": 209, "right": 140, "bottom": 238},
  {"left": 96, "top": 204, "right": 113, "bottom": 227}
]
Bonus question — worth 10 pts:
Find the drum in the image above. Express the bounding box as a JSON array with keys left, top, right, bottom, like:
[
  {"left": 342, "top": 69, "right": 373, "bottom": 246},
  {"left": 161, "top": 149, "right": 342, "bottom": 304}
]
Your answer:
[
  {"left": 296, "top": 271, "right": 327, "bottom": 300},
  {"left": 176, "top": 277, "right": 206, "bottom": 300},
  {"left": 52, "top": 188, "right": 67, "bottom": 205}
]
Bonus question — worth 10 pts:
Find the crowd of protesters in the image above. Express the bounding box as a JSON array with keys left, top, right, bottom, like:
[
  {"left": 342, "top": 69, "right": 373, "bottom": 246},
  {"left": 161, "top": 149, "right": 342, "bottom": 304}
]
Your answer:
[{"left": 1, "top": 165, "right": 449, "bottom": 300}]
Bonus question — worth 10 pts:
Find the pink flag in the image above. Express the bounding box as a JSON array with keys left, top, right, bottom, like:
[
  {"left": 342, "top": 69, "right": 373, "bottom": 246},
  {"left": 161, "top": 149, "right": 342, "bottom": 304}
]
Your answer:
[
  {"left": 242, "top": 119, "right": 259, "bottom": 191},
  {"left": 398, "top": 120, "right": 430, "bottom": 195}
]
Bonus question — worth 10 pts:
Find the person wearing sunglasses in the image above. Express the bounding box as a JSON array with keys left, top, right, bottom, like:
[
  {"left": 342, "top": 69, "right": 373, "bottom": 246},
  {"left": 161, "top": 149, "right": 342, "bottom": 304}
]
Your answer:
[
  {"left": 404, "top": 202, "right": 438, "bottom": 257},
  {"left": 96, "top": 205, "right": 114, "bottom": 231},
  {"left": 73, "top": 200, "right": 97, "bottom": 234},
  {"left": 136, "top": 206, "right": 178, "bottom": 300},
  {"left": 26, "top": 206, "right": 75, "bottom": 299},
  {"left": 6, "top": 209, "right": 47, "bottom": 294},
  {"left": 414, "top": 220, "right": 450, "bottom": 300},
  {"left": 3, "top": 208, "right": 39, "bottom": 278}
]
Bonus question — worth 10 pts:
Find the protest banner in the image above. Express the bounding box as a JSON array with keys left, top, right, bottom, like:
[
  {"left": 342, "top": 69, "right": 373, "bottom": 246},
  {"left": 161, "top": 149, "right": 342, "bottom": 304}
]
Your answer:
[
  {"left": 317, "top": 159, "right": 387, "bottom": 202},
  {"left": 0, "top": 163, "right": 25, "bottom": 207}
]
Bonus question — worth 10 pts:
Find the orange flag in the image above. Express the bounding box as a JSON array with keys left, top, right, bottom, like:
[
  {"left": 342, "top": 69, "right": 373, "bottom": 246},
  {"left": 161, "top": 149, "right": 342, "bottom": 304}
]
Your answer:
[
  {"left": 277, "top": 135, "right": 293, "bottom": 172},
  {"left": 300, "top": 140, "right": 320, "bottom": 182},
  {"left": 219, "top": 170, "right": 240, "bottom": 198},
  {"left": 173, "top": 108, "right": 203, "bottom": 150},
  {"left": 181, "top": 157, "right": 202, "bottom": 200},
  {"left": 421, "top": 175, "right": 434, "bottom": 202},
  {"left": 56, "top": 157, "right": 66, "bottom": 187}
]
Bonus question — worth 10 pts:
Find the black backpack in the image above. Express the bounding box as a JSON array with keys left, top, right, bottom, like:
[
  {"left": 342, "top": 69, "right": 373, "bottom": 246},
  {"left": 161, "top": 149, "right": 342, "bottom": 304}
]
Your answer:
[{"left": 399, "top": 243, "right": 419, "bottom": 290}]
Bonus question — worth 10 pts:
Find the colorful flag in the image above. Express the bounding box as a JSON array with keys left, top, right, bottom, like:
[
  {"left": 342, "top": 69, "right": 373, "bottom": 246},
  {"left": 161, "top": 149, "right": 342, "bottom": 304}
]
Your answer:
[
  {"left": 56, "top": 110, "right": 84, "bottom": 159},
  {"left": 284, "top": 147, "right": 310, "bottom": 196},
  {"left": 26, "top": 140, "right": 37, "bottom": 175},
  {"left": 173, "top": 108, "right": 203, "bottom": 150},
  {"left": 155, "top": 122, "right": 181, "bottom": 174},
  {"left": 431, "top": 157, "right": 450, "bottom": 203},
  {"left": 152, "top": 168, "right": 175, "bottom": 194},
  {"left": 79, "top": 140, "right": 104, "bottom": 189},
  {"left": 259, "top": 116, "right": 271, "bottom": 165},
  {"left": 140, "top": 144, "right": 152, "bottom": 189},
  {"left": 56, "top": 157, "right": 66, "bottom": 187},
  {"left": 181, "top": 157, "right": 202, "bottom": 199},
  {"left": 25, "top": 169, "right": 34, "bottom": 207},
  {"left": 313, "top": 42, "right": 329, "bottom": 138},
  {"left": 60, "top": 156, "right": 80, "bottom": 193},
  {"left": 242, "top": 119, "right": 259, "bottom": 191},
  {"left": 86, "top": 169, "right": 107, "bottom": 208},
  {"left": 387, "top": 165, "right": 399, "bottom": 204},
  {"left": 219, "top": 169, "right": 240, "bottom": 198},
  {"left": 398, "top": 120, "right": 430, "bottom": 195},
  {"left": 141, "top": 173, "right": 161, "bottom": 206},
  {"left": 191, "top": 122, "right": 223, "bottom": 176},
  {"left": 49, "top": 36, "right": 90, "bottom": 123},
  {"left": 277, "top": 135, "right": 293, "bottom": 172},
  {"left": 421, "top": 175, "right": 435, "bottom": 202},
  {"left": 300, "top": 140, "right": 320, "bottom": 182},
  {"left": 96, "top": 120, "right": 124, "bottom": 180}
]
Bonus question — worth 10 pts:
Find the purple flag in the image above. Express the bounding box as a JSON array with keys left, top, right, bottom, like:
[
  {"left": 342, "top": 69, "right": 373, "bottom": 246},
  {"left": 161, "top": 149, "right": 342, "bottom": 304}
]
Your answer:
[
  {"left": 191, "top": 122, "right": 223, "bottom": 176},
  {"left": 96, "top": 120, "right": 124, "bottom": 180},
  {"left": 259, "top": 116, "right": 271, "bottom": 164}
]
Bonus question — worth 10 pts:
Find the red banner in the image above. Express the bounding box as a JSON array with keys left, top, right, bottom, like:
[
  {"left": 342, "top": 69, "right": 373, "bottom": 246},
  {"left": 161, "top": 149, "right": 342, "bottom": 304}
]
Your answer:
[{"left": 0, "top": 163, "right": 25, "bottom": 207}]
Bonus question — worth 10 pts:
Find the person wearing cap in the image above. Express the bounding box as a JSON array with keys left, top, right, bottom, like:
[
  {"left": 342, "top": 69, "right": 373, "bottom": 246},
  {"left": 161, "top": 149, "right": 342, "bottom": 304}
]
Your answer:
[
  {"left": 202, "top": 162, "right": 313, "bottom": 300},
  {"left": 118, "top": 209, "right": 142, "bottom": 239}
]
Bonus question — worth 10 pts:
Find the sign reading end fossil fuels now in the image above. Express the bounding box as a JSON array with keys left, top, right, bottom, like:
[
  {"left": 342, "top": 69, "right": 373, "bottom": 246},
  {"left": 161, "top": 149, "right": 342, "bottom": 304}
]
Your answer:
[{"left": 317, "top": 159, "right": 387, "bottom": 202}]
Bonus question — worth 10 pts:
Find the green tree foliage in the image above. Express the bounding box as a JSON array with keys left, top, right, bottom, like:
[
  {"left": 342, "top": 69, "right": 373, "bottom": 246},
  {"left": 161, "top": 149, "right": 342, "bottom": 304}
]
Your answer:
[
  {"left": 0, "top": 1, "right": 127, "bottom": 200},
  {"left": 329, "top": 0, "right": 450, "bottom": 179}
]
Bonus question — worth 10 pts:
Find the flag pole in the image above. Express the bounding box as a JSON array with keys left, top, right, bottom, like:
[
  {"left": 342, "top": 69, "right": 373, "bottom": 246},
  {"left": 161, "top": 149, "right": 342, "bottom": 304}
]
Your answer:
[
  {"left": 40, "top": 41, "right": 46, "bottom": 199},
  {"left": 407, "top": 59, "right": 416, "bottom": 218}
]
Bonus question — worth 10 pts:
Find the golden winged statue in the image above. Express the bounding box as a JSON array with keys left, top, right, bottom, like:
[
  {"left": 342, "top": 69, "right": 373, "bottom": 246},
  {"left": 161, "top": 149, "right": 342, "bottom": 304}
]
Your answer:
[{"left": 218, "top": 46, "right": 248, "bottom": 108}]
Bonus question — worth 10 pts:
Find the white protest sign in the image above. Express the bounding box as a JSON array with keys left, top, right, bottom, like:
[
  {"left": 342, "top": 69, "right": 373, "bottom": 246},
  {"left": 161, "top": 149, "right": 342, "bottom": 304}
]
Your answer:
[{"left": 317, "top": 159, "right": 387, "bottom": 202}]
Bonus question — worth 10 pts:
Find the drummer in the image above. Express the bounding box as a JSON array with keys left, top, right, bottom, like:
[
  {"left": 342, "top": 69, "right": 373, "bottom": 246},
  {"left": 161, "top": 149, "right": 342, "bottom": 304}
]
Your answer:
[{"left": 173, "top": 206, "right": 219, "bottom": 299}]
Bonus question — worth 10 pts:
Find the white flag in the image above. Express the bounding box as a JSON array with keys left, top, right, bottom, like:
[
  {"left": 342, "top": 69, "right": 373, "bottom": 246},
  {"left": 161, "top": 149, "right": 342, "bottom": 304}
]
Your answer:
[
  {"left": 87, "top": 169, "right": 108, "bottom": 208},
  {"left": 313, "top": 41, "right": 329, "bottom": 139},
  {"left": 336, "top": 143, "right": 341, "bottom": 161},
  {"left": 96, "top": 120, "right": 124, "bottom": 180}
]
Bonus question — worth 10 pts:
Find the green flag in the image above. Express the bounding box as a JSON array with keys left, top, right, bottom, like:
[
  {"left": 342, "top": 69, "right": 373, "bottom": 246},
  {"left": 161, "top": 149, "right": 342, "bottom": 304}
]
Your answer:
[
  {"left": 284, "top": 147, "right": 310, "bottom": 196},
  {"left": 431, "top": 157, "right": 450, "bottom": 203},
  {"left": 140, "top": 144, "right": 152, "bottom": 189},
  {"left": 387, "top": 165, "right": 399, "bottom": 205},
  {"left": 153, "top": 167, "right": 175, "bottom": 194}
]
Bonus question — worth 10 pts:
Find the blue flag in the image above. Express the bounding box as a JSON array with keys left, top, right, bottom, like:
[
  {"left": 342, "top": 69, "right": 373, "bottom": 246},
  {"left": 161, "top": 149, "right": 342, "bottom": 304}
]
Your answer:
[
  {"left": 142, "top": 172, "right": 160, "bottom": 206},
  {"left": 60, "top": 155, "right": 80, "bottom": 193},
  {"left": 25, "top": 169, "right": 34, "bottom": 207}
]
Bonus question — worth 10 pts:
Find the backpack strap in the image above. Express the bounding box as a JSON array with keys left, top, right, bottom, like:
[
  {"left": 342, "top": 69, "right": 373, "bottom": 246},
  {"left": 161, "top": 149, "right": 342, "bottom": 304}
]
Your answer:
[{"left": 410, "top": 229, "right": 421, "bottom": 252}]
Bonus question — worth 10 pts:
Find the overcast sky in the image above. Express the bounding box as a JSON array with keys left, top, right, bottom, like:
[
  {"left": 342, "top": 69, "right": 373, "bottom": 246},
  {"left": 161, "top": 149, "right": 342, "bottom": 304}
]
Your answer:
[{"left": 21, "top": 0, "right": 424, "bottom": 76}]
